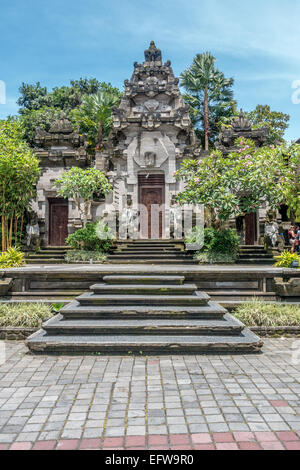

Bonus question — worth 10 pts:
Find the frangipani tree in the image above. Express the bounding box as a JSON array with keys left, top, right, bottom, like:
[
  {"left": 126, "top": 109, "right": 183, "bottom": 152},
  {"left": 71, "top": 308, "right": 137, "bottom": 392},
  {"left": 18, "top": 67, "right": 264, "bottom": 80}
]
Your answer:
[
  {"left": 54, "top": 167, "right": 112, "bottom": 226},
  {"left": 0, "top": 120, "right": 40, "bottom": 251},
  {"left": 176, "top": 138, "right": 298, "bottom": 229}
]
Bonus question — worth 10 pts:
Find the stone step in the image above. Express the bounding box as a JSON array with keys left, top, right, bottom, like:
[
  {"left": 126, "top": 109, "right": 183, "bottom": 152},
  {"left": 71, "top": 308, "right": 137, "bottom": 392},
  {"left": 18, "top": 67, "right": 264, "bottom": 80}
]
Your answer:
[
  {"left": 236, "top": 259, "right": 273, "bottom": 265},
  {"left": 239, "top": 254, "right": 273, "bottom": 258},
  {"left": 26, "top": 329, "right": 263, "bottom": 354},
  {"left": 103, "top": 275, "right": 185, "bottom": 285},
  {"left": 115, "top": 249, "right": 183, "bottom": 254},
  {"left": 76, "top": 292, "right": 210, "bottom": 306},
  {"left": 60, "top": 300, "right": 225, "bottom": 319},
  {"left": 107, "top": 253, "right": 191, "bottom": 259},
  {"left": 25, "top": 259, "right": 66, "bottom": 265},
  {"left": 89, "top": 284, "right": 197, "bottom": 295},
  {"left": 107, "top": 259, "right": 198, "bottom": 265},
  {"left": 43, "top": 313, "right": 244, "bottom": 336},
  {"left": 26, "top": 254, "right": 65, "bottom": 259}
]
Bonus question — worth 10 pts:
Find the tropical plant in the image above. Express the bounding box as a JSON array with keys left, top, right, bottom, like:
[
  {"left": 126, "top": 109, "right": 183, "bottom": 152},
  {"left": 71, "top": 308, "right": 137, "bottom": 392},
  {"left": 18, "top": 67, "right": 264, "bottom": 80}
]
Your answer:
[
  {"left": 71, "top": 86, "right": 122, "bottom": 152},
  {"left": 233, "top": 299, "right": 300, "bottom": 327},
  {"left": 195, "top": 252, "right": 236, "bottom": 264},
  {"left": 274, "top": 250, "right": 300, "bottom": 268},
  {"left": 0, "top": 247, "right": 25, "bottom": 268},
  {"left": 0, "top": 303, "right": 53, "bottom": 327},
  {"left": 51, "top": 303, "right": 65, "bottom": 313},
  {"left": 0, "top": 121, "right": 40, "bottom": 251},
  {"left": 180, "top": 52, "right": 235, "bottom": 150},
  {"left": 65, "top": 222, "right": 112, "bottom": 252},
  {"left": 54, "top": 167, "right": 112, "bottom": 226},
  {"left": 246, "top": 105, "right": 290, "bottom": 145},
  {"left": 176, "top": 138, "right": 293, "bottom": 229}
]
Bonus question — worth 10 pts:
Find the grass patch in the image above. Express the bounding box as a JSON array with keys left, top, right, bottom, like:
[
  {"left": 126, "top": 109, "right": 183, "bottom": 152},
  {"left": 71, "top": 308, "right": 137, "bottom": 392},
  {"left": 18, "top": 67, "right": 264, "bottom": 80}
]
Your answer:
[
  {"left": 233, "top": 299, "right": 300, "bottom": 327},
  {"left": 0, "top": 303, "right": 54, "bottom": 328},
  {"left": 65, "top": 250, "right": 107, "bottom": 263}
]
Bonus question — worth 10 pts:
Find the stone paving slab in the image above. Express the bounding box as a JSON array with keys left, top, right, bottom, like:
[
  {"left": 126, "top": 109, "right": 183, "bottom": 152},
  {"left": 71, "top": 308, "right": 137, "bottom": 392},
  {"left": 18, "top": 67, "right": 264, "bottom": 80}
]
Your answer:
[{"left": 0, "top": 339, "right": 300, "bottom": 450}]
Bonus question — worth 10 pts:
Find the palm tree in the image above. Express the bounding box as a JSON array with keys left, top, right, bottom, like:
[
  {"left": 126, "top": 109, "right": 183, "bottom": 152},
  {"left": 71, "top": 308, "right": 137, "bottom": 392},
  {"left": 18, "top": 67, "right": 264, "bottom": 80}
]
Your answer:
[
  {"left": 181, "top": 52, "right": 235, "bottom": 151},
  {"left": 72, "top": 88, "right": 122, "bottom": 152}
]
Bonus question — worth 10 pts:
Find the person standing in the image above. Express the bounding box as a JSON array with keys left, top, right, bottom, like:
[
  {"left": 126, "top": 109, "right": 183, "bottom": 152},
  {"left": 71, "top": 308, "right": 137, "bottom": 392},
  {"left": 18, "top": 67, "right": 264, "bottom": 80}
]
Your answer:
[{"left": 288, "top": 226, "right": 297, "bottom": 253}]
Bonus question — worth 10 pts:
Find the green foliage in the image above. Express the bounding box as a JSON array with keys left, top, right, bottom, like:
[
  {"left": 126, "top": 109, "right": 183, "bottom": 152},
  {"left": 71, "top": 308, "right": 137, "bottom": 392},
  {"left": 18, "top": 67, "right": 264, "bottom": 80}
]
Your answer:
[
  {"left": 180, "top": 52, "right": 236, "bottom": 148},
  {"left": 20, "top": 106, "right": 62, "bottom": 145},
  {"left": 71, "top": 88, "right": 122, "bottom": 152},
  {"left": 51, "top": 303, "right": 65, "bottom": 313},
  {"left": 0, "top": 247, "right": 25, "bottom": 268},
  {"left": 202, "top": 228, "right": 240, "bottom": 255},
  {"left": 65, "top": 222, "right": 112, "bottom": 252},
  {"left": 0, "top": 303, "right": 53, "bottom": 327},
  {"left": 246, "top": 105, "right": 290, "bottom": 145},
  {"left": 54, "top": 167, "right": 112, "bottom": 225},
  {"left": 65, "top": 250, "right": 107, "bottom": 264},
  {"left": 274, "top": 250, "right": 300, "bottom": 268},
  {"left": 184, "top": 226, "right": 204, "bottom": 246},
  {"left": 233, "top": 299, "right": 300, "bottom": 327},
  {"left": 0, "top": 120, "right": 40, "bottom": 250},
  {"left": 176, "top": 138, "right": 296, "bottom": 227},
  {"left": 278, "top": 143, "right": 300, "bottom": 221},
  {"left": 195, "top": 252, "right": 236, "bottom": 264}
]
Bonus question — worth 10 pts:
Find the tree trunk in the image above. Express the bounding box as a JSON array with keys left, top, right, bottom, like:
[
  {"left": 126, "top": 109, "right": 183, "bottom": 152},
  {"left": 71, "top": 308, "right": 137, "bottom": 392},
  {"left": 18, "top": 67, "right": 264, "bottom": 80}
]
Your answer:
[{"left": 203, "top": 86, "right": 210, "bottom": 151}]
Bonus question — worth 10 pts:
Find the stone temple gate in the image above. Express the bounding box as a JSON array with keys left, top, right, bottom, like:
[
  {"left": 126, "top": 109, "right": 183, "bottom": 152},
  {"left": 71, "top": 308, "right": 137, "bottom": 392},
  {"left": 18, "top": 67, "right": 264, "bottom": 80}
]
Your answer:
[{"left": 96, "top": 41, "right": 200, "bottom": 240}]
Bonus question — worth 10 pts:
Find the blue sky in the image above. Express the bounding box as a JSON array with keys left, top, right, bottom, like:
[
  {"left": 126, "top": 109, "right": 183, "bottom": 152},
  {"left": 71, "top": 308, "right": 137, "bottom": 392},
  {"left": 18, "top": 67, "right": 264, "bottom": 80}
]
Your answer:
[{"left": 0, "top": 0, "right": 299, "bottom": 140}]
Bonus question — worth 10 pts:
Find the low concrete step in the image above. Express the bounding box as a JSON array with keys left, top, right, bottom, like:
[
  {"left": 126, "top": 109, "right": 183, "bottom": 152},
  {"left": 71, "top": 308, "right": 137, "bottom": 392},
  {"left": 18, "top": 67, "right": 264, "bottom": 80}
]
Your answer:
[
  {"left": 89, "top": 284, "right": 197, "bottom": 295},
  {"left": 103, "top": 275, "right": 185, "bottom": 285},
  {"left": 26, "top": 254, "right": 65, "bottom": 259},
  {"left": 115, "top": 249, "right": 183, "bottom": 254},
  {"left": 76, "top": 292, "right": 210, "bottom": 306},
  {"left": 107, "top": 259, "right": 198, "bottom": 265},
  {"left": 60, "top": 300, "right": 226, "bottom": 319},
  {"left": 25, "top": 259, "right": 66, "bottom": 265},
  {"left": 43, "top": 313, "right": 244, "bottom": 336},
  {"left": 236, "top": 259, "right": 273, "bottom": 265},
  {"left": 26, "top": 329, "right": 263, "bottom": 354},
  {"left": 107, "top": 254, "right": 192, "bottom": 259}
]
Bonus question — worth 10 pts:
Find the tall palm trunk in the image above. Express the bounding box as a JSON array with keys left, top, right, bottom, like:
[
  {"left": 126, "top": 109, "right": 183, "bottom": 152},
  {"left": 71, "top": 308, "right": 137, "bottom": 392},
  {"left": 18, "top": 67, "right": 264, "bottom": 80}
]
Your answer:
[
  {"left": 97, "top": 120, "right": 103, "bottom": 150},
  {"left": 204, "top": 86, "right": 210, "bottom": 151}
]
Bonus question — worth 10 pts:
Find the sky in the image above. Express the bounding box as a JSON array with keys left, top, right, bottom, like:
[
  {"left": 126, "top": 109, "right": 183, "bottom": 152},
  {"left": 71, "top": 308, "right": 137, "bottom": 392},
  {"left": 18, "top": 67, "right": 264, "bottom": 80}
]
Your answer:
[{"left": 0, "top": 0, "right": 299, "bottom": 141}]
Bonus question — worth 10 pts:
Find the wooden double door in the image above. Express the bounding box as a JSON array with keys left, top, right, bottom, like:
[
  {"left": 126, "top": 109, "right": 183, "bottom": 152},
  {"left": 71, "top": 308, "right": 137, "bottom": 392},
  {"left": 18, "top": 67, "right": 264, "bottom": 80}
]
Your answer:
[
  {"left": 139, "top": 175, "right": 165, "bottom": 239},
  {"left": 49, "top": 199, "right": 69, "bottom": 246}
]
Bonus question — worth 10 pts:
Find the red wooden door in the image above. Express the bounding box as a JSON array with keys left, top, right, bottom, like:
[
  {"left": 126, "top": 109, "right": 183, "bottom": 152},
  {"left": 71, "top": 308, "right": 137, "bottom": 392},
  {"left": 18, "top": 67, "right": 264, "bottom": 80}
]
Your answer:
[
  {"left": 245, "top": 212, "right": 258, "bottom": 246},
  {"left": 49, "top": 200, "right": 68, "bottom": 246},
  {"left": 141, "top": 187, "right": 163, "bottom": 238}
]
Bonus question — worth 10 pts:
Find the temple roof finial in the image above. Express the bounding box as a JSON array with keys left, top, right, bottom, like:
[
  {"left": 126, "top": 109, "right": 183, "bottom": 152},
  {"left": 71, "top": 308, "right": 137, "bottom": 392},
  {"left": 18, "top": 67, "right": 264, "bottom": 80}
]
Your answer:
[{"left": 144, "top": 41, "right": 162, "bottom": 62}]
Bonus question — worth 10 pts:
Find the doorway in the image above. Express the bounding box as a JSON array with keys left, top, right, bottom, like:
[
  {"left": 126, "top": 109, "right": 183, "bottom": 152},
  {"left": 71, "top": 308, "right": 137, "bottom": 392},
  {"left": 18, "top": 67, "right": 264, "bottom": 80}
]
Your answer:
[
  {"left": 138, "top": 174, "right": 165, "bottom": 239},
  {"left": 48, "top": 198, "right": 69, "bottom": 246}
]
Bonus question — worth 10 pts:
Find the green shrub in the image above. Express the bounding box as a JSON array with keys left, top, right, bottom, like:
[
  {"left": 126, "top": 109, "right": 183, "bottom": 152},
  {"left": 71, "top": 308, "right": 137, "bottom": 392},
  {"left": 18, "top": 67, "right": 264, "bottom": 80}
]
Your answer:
[
  {"left": 233, "top": 299, "right": 300, "bottom": 327},
  {"left": 0, "top": 303, "right": 53, "bottom": 327},
  {"left": 66, "top": 221, "right": 113, "bottom": 252},
  {"left": 65, "top": 250, "right": 107, "bottom": 263},
  {"left": 195, "top": 252, "right": 236, "bottom": 264},
  {"left": 0, "top": 247, "right": 25, "bottom": 268},
  {"left": 274, "top": 250, "right": 300, "bottom": 268}
]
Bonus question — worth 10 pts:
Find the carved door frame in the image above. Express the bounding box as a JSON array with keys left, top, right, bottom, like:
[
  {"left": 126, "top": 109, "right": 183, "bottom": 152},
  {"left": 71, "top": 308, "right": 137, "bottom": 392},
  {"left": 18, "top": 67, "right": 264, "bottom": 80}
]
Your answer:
[{"left": 138, "top": 174, "right": 165, "bottom": 239}]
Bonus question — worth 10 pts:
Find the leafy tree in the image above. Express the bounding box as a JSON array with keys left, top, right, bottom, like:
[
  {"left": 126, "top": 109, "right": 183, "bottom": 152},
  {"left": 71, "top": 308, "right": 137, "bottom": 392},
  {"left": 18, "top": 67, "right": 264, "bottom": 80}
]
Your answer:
[
  {"left": 276, "top": 143, "right": 300, "bottom": 221},
  {"left": 0, "top": 120, "right": 40, "bottom": 251},
  {"left": 71, "top": 88, "right": 122, "bottom": 153},
  {"left": 20, "top": 106, "right": 62, "bottom": 145},
  {"left": 175, "top": 138, "right": 292, "bottom": 229},
  {"left": 54, "top": 167, "right": 112, "bottom": 226},
  {"left": 17, "top": 82, "right": 49, "bottom": 112},
  {"left": 180, "top": 52, "right": 236, "bottom": 150},
  {"left": 245, "top": 105, "right": 290, "bottom": 145}
]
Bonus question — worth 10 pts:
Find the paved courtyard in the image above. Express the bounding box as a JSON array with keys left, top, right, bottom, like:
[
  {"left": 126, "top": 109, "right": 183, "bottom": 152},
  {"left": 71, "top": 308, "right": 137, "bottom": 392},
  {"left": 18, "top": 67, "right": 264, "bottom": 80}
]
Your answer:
[{"left": 0, "top": 338, "right": 300, "bottom": 450}]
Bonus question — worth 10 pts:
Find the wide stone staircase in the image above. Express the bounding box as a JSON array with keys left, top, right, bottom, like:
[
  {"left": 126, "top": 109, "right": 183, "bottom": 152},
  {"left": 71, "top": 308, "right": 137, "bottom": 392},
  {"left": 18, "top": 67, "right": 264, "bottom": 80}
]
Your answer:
[
  {"left": 25, "top": 246, "right": 70, "bottom": 265},
  {"left": 237, "top": 246, "right": 274, "bottom": 265},
  {"left": 26, "top": 274, "right": 263, "bottom": 354},
  {"left": 107, "top": 240, "right": 197, "bottom": 265}
]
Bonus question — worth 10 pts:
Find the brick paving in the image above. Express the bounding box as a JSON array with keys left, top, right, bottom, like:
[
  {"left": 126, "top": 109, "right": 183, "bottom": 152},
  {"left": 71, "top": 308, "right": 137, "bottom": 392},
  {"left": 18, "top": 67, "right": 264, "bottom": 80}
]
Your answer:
[{"left": 0, "top": 338, "right": 300, "bottom": 450}]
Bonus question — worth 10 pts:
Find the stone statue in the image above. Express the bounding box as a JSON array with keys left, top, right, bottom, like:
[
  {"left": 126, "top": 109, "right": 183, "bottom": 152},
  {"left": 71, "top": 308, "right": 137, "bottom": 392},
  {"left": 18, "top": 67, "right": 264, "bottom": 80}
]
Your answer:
[
  {"left": 264, "top": 211, "right": 284, "bottom": 249},
  {"left": 144, "top": 41, "right": 162, "bottom": 62},
  {"left": 26, "top": 213, "right": 40, "bottom": 250}
]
